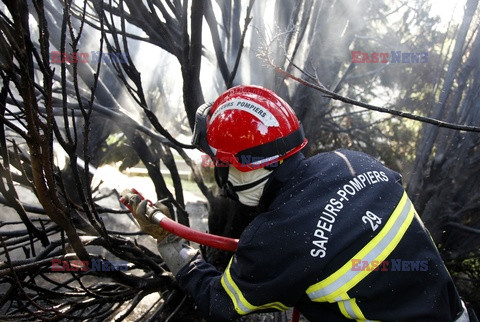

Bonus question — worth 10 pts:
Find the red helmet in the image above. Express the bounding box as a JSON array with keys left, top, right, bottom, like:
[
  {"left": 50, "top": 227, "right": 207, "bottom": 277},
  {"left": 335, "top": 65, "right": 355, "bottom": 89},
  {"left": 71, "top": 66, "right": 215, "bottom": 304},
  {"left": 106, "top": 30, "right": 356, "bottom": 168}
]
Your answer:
[{"left": 193, "top": 85, "right": 307, "bottom": 173}]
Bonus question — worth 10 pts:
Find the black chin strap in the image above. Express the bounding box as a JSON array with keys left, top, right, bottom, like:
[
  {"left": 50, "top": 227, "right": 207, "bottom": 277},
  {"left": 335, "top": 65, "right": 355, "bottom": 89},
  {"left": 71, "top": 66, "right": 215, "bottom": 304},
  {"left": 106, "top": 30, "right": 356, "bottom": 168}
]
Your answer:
[
  {"left": 221, "top": 172, "right": 273, "bottom": 202},
  {"left": 230, "top": 172, "right": 273, "bottom": 192}
]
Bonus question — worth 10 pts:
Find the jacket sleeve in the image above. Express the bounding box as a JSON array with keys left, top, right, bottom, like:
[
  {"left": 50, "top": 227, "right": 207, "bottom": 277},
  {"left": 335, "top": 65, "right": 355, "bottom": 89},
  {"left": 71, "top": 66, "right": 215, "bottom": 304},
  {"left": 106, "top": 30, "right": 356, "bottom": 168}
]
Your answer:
[
  {"left": 176, "top": 254, "right": 241, "bottom": 321},
  {"left": 176, "top": 215, "right": 307, "bottom": 321},
  {"left": 176, "top": 251, "right": 299, "bottom": 321}
]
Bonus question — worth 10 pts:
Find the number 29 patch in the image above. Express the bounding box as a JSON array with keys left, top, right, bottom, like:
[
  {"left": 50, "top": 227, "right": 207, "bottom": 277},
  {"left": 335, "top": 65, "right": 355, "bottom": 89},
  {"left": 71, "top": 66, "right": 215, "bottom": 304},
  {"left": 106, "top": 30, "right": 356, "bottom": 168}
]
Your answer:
[{"left": 362, "top": 211, "right": 382, "bottom": 231}]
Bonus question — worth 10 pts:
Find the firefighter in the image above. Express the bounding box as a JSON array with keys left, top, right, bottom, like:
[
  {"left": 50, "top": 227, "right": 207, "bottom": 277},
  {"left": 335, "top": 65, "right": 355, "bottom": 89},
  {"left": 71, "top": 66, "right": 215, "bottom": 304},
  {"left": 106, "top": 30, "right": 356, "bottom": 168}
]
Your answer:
[{"left": 122, "top": 85, "right": 470, "bottom": 321}]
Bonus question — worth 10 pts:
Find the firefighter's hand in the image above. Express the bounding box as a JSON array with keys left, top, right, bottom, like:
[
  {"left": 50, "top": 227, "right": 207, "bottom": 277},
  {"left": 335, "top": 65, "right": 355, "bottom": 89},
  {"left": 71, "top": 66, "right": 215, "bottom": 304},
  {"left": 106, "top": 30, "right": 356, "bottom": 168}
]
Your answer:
[{"left": 120, "top": 189, "right": 171, "bottom": 241}]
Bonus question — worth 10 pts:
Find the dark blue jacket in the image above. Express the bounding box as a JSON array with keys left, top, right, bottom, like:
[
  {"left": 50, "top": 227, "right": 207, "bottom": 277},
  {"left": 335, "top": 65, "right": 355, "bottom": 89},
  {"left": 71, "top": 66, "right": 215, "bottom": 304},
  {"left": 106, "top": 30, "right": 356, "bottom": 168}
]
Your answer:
[{"left": 177, "top": 150, "right": 463, "bottom": 321}]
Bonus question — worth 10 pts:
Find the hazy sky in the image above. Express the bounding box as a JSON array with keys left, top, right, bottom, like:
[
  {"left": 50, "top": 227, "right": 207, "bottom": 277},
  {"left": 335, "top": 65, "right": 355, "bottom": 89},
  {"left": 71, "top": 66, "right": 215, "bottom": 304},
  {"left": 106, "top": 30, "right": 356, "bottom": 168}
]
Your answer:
[{"left": 431, "top": 0, "right": 467, "bottom": 28}]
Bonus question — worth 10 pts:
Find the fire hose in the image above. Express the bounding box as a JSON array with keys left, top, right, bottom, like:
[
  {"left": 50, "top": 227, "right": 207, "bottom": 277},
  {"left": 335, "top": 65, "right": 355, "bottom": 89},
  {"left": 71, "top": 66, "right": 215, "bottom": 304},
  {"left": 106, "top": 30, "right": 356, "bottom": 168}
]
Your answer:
[{"left": 120, "top": 189, "right": 301, "bottom": 322}]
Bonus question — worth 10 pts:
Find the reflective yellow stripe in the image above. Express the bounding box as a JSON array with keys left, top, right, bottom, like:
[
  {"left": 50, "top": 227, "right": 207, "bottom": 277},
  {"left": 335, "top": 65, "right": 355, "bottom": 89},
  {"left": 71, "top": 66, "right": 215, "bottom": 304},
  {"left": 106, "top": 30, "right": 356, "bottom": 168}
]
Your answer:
[
  {"left": 338, "top": 299, "right": 353, "bottom": 319},
  {"left": 221, "top": 258, "right": 289, "bottom": 315},
  {"left": 337, "top": 293, "right": 354, "bottom": 319},
  {"left": 350, "top": 298, "right": 367, "bottom": 320},
  {"left": 349, "top": 298, "right": 367, "bottom": 321},
  {"left": 307, "top": 192, "right": 414, "bottom": 303},
  {"left": 337, "top": 293, "right": 380, "bottom": 321}
]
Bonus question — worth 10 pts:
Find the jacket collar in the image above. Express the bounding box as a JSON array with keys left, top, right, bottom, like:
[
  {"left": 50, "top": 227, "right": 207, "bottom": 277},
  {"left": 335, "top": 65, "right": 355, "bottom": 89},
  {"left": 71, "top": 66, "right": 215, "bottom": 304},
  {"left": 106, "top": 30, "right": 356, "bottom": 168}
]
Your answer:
[{"left": 258, "top": 152, "right": 306, "bottom": 211}]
